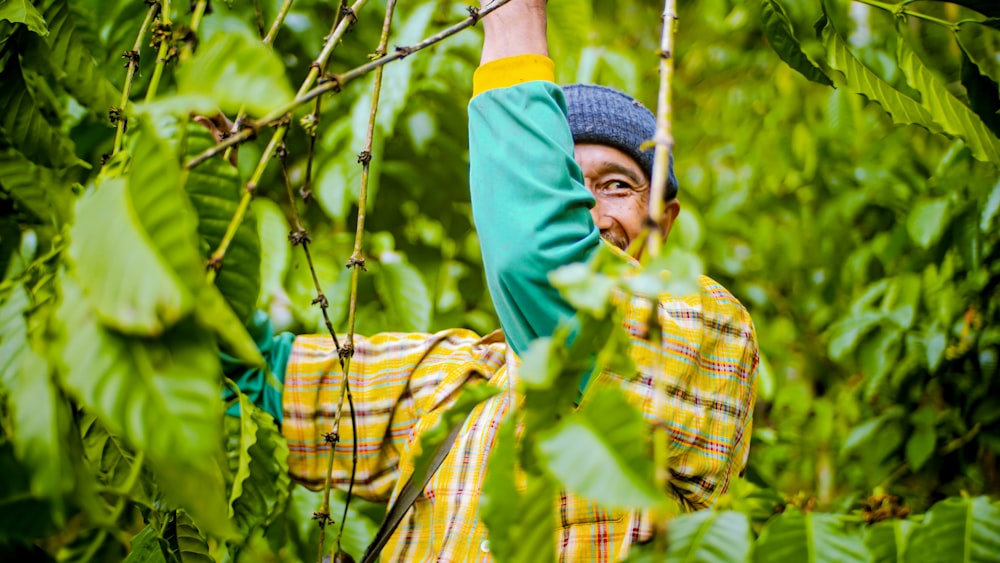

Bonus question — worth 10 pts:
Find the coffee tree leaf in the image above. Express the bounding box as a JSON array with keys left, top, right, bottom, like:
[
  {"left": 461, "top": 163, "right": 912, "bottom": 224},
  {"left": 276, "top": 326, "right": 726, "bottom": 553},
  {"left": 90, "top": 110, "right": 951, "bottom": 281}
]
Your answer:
[
  {"left": 906, "top": 198, "right": 950, "bottom": 250},
  {"left": 374, "top": 251, "right": 431, "bottom": 333},
  {"left": 896, "top": 37, "right": 1000, "bottom": 164},
  {"left": 865, "top": 519, "right": 916, "bottom": 563},
  {"left": 176, "top": 31, "right": 293, "bottom": 116},
  {"left": 958, "top": 45, "right": 1000, "bottom": 139},
  {"left": 123, "top": 525, "right": 166, "bottom": 563},
  {"left": 183, "top": 127, "right": 261, "bottom": 325},
  {"left": 509, "top": 475, "right": 557, "bottom": 563},
  {"left": 761, "top": 0, "right": 833, "bottom": 87},
  {"left": 70, "top": 126, "right": 205, "bottom": 335},
  {"left": 30, "top": 0, "right": 119, "bottom": 114},
  {"left": 0, "top": 148, "right": 75, "bottom": 225},
  {"left": 162, "top": 510, "right": 214, "bottom": 563},
  {"left": 754, "top": 511, "right": 868, "bottom": 563},
  {"left": 0, "top": 0, "right": 48, "bottom": 35},
  {"left": 666, "top": 510, "right": 753, "bottom": 563},
  {"left": 57, "top": 277, "right": 233, "bottom": 538},
  {"left": 537, "top": 386, "right": 666, "bottom": 509},
  {"left": 480, "top": 412, "right": 519, "bottom": 563},
  {"left": 0, "top": 56, "right": 81, "bottom": 169},
  {"left": 225, "top": 397, "right": 291, "bottom": 538},
  {"left": 818, "top": 14, "right": 938, "bottom": 134},
  {"left": 904, "top": 496, "right": 1000, "bottom": 563}
]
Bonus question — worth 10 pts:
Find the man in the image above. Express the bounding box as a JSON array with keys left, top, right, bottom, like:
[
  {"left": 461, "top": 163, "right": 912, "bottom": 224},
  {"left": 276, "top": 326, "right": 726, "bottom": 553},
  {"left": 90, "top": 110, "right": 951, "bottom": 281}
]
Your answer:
[{"left": 232, "top": 0, "right": 757, "bottom": 560}]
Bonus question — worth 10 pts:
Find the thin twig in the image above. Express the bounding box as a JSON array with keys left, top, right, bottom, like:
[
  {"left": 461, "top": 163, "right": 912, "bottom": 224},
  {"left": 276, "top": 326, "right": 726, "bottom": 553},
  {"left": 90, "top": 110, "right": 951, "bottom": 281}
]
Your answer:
[
  {"left": 183, "top": 0, "right": 514, "bottom": 170},
  {"left": 329, "top": 3, "right": 398, "bottom": 554},
  {"left": 111, "top": 1, "right": 160, "bottom": 155},
  {"left": 253, "top": 0, "right": 266, "bottom": 38},
  {"left": 646, "top": 0, "right": 677, "bottom": 259},
  {"left": 264, "top": 0, "right": 296, "bottom": 45},
  {"left": 202, "top": 0, "right": 369, "bottom": 278},
  {"left": 189, "top": 0, "right": 209, "bottom": 34},
  {"left": 145, "top": 0, "right": 172, "bottom": 102}
]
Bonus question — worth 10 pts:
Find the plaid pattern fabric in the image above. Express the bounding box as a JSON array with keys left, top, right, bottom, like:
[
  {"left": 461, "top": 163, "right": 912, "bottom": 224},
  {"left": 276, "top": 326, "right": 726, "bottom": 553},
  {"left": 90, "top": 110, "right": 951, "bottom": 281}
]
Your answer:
[{"left": 282, "top": 275, "right": 758, "bottom": 562}]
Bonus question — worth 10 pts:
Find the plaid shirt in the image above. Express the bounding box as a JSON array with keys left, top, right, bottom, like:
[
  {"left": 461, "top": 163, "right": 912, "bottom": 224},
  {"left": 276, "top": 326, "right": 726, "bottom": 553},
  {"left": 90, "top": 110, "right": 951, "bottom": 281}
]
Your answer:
[{"left": 282, "top": 273, "right": 757, "bottom": 562}]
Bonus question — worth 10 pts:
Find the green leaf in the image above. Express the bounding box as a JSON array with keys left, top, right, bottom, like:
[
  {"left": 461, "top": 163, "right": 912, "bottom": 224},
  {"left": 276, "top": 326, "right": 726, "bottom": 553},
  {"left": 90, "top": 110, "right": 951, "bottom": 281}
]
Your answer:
[
  {"left": 183, "top": 126, "right": 261, "bottom": 324},
  {"left": 0, "top": 443, "right": 59, "bottom": 541},
  {"left": 904, "top": 496, "right": 1000, "bottom": 563},
  {"left": 80, "top": 414, "right": 147, "bottom": 502},
  {"left": 906, "top": 198, "right": 950, "bottom": 249},
  {"left": 550, "top": 262, "right": 615, "bottom": 318},
  {"left": 925, "top": 324, "right": 947, "bottom": 370},
  {"left": 761, "top": 0, "right": 833, "bottom": 87},
  {"left": 0, "top": 147, "right": 75, "bottom": 225},
  {"left": 537, "top": 386, "right": 667, "bottom": 509},
  {"left": 0, "top": 0, "right": 48, "bottom": 35},
  {"left": 896, "top": 38, "right": 1000, "bottom": 164},
  {"left": 123, "top": 525, "right": 166, "bottom": 563},
  {"left": 818, "top": 14, "right": 938, "bottom": 133},
  {"left": 509, "top": 474, "right": 557, "bottom": 563},
  {"left": 905, "top": 424, "right": 936, "bottom": 472},
  {"left": 411, "top": 382, "right": 500, "bottom": 486},
  {"left": 827, "top": 311, "right": 883, "bottom": 361},
  {"left": 754, "top": 511, "right": 868, "bottom": 563},
  {"left": 195, "top": 285, "right": 264, "bottom": 367},
  {"left": 518, "top": 336, "right": 560, "bottom": 389},
  {"left": 162, "top": 510, "right": 213, "bottom": 563},
  {"left": 70, "top": 127, "right": 206, "bottom": 336},
  {"left": 480, "top": 412, "right": 519, "bottom": 563},
  {"left": 865, "top": 519, "right": 916, "bottom": 563},
  {"left": 254, "top": 198, "right": 290, "bottom": 307},
  {"left": 959, "top": 44, "right": 1000, "bottom": 139},
  {"left": 981, "top": 178, "right": 1000, "bottom": 231},
  {"left": 57, "top": 277, "right": 233, "bottom": 539},
  {"left": 666, "top": 510, "right": 753, "bottom": 562},
  {"left": 176, "top": 31, "right": 293, "bottom": 116},
  {"left": 28, "top": 0, "right": 119, "bottom": 114},
  {"left": 374, "top": 251, "right": 431, "bottom": 333},
  {"left": 6, "top": 344, "right": 74, "bottom": 517},
  {"left": 0, "top": 281, "right": 29, "bottom": 385},
  {"left": 225, "top": 397, "right": 291, "bottom": 538},
  {"left": 0, "top": 55, "right": 81, "bottom": 169}
]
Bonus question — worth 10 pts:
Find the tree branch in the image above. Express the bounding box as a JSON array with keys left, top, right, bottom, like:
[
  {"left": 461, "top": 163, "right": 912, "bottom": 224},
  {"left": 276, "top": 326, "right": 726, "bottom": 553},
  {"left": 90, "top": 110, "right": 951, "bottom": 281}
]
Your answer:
[
  {"left": 646, "top": 0, "right": 677, "bottom": 259},
  {"left": 111, "top": 1, "right": 160, "bottom": 156}
]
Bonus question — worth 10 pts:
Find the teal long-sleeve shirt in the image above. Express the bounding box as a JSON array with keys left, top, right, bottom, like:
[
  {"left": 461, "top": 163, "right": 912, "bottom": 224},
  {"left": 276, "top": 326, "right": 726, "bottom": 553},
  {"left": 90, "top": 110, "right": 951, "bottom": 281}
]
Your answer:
[{"left": 232, "top": 59, "right": 601, "bottom": 420}]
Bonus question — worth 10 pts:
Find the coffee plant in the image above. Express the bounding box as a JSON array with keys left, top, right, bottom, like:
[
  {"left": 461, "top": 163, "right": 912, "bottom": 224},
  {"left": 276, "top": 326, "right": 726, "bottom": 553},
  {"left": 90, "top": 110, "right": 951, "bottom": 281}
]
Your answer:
[{"left": 0, "top": 0, "right": 998, "bottom": 561}]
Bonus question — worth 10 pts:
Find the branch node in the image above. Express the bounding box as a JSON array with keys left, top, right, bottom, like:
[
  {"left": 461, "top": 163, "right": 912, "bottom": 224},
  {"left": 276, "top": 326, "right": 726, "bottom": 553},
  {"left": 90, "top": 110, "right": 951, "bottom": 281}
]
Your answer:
[
  {"left": 288, "top": 228, "right": 312, "bottom": 246},
  {"left": 312, "top": 510, "right": 330, "bottom": 526},
  {"left": 300, "top": 113, "right": 319, "bottom": 136},
  {"left": 356, "top": 150, "right": 372, "bottom": 165},
  {"left": 318, "top": 73, "right": 343, "bottom": 93},
  {"left": 108, "top": 106, "right": 123, "bottom": 125},
  {"left": 246, "top": 181, "right": 258, "bottom": 195},
  {"left": 340, "top": 6, "right": 358, "bottom": 24},
  {"left": 394, "top": 45, "right": 414, "bottom": 59},
  {"left": 312, "top": 294, "right": 329, "bottom": 308},
  {"left": 323, "top": 431, "right": 339, "bottom": 444},
  {"left": 276, "top": 143, "right": 289, "bottom": 160},
  {"left": 466, "top": 5, "right": 481, "bottom": 24},
  {"left": 206, "top": 255, "right": 223, "bottom": 272},
  {"left": 339, "top": 342, "right": 354, "bottom": 359},
  {"left": 657, "top": 49, "right": 672, "bottom": 60},
  {"left": 346, "top": 256, "right": 367, "bottom": 271},
  {"left": 299, "top": 187, "right": 314, "bottom": 202},
  {"left": 122, "top": 50, "right": 140, "bottom": 67}
]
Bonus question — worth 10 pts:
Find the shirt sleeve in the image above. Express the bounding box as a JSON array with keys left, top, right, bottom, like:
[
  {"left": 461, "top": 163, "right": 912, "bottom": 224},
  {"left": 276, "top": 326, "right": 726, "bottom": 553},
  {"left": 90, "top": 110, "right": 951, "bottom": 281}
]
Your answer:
[
  {"left": 657, "top": 279, "right": 759, "bottom": 510},
  {"left": 468, "top": 55, "right": 601, "bottom": 356},
  {"left": 280, "top": 329, "right": 505, "bottom": 502}
]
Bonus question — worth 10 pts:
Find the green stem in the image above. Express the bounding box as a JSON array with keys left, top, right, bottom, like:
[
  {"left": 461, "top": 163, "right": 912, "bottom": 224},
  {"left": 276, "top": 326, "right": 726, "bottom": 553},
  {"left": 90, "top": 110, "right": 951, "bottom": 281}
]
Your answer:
[
  {"left": 145, "top": 0, "right": 172, "bottom": 102},
  {"left": 851, "top": 0, "right": 958, "bottom": 29},
  {"left": 189, "top": 0, "right": 208, "bottom": 33},
  {"left": 263, "top": 0, "right": 296, "bottom": 46},
  {"left": 112, "top": 1, "right": 160, "bottom": 155},
  {"left": 253, "top": 0, "right": 266, "bottom": 38},
  {"left": 646, "top": 0, "right": 677, "bottom": 259}
]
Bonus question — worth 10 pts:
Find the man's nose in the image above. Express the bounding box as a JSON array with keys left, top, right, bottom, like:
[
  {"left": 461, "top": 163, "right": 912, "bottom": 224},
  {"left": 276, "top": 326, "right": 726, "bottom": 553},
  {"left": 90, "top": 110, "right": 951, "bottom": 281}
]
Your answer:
[{"left": 590, "top": 199, "right": 614, "bottom": 231}]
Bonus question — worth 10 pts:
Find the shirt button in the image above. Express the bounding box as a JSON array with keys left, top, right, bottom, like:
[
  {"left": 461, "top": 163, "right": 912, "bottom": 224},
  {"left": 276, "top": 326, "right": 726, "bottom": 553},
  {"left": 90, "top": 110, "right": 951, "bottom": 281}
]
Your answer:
[{"left": 480, "top": 540, "right": 490, "bottom": 553}]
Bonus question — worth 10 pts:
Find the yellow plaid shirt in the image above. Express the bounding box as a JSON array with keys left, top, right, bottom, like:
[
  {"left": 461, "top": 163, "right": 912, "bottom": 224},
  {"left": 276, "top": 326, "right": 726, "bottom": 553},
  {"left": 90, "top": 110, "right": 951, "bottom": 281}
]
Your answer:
[{"left": 282, "top": 274, "right": 757, "bottom": 562}]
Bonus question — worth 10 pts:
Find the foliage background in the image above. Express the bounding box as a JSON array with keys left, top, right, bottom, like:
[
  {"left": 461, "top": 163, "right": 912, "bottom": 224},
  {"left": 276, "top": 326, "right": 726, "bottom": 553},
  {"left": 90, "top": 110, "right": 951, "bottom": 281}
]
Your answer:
[{"left": 1, "top": 0, "right": 999, "bottom": 560}]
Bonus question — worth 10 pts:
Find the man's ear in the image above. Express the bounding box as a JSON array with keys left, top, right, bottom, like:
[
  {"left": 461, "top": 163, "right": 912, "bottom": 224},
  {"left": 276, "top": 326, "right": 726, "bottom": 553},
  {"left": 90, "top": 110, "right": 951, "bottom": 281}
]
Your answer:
[{"left": 659, "top": 199, "right": 681, "bottom": 242}]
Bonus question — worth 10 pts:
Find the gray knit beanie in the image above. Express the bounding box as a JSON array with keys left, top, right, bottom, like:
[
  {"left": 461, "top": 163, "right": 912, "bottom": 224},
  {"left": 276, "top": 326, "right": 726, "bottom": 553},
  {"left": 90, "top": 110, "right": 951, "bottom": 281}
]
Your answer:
[{"left": 563, "top": 84, "right": 679, "bottom": 200}]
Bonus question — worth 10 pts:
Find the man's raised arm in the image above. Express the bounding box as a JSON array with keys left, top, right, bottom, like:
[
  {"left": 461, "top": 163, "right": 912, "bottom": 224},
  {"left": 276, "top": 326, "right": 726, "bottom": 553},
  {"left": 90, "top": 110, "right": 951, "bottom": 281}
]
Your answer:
[{"left": 470, "top": 0, "right": 601, "bottom": 355}]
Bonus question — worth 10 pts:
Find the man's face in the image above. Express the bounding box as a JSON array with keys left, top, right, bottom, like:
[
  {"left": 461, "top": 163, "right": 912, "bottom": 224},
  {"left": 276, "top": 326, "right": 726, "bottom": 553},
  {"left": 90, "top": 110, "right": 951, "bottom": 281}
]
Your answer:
[{"left": 575, "top": 143, "right": 678, "bottom": 252}]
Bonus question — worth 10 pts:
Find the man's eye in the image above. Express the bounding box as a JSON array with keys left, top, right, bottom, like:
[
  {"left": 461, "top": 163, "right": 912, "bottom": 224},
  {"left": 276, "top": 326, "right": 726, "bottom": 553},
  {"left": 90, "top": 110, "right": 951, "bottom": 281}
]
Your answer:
[{"left": 601, "top": 181, "right": 632, "bottom": 193}]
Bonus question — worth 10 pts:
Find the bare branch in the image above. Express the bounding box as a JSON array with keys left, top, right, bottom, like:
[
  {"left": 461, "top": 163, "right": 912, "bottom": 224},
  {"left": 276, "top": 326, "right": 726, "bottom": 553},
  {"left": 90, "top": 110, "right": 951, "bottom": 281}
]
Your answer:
[
  {"left": 111, "top": 1, "right": 160, "bottom": 155},
  {"left": 646, "top": 0, "right": 678, "bottom": 259}
]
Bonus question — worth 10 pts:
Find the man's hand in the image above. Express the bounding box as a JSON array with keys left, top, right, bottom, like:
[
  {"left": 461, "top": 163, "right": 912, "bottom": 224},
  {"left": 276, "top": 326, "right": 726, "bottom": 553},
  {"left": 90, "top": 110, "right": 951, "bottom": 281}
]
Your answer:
[{"left": 480, "top": 0, "right": 548, "bottom": 65}]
